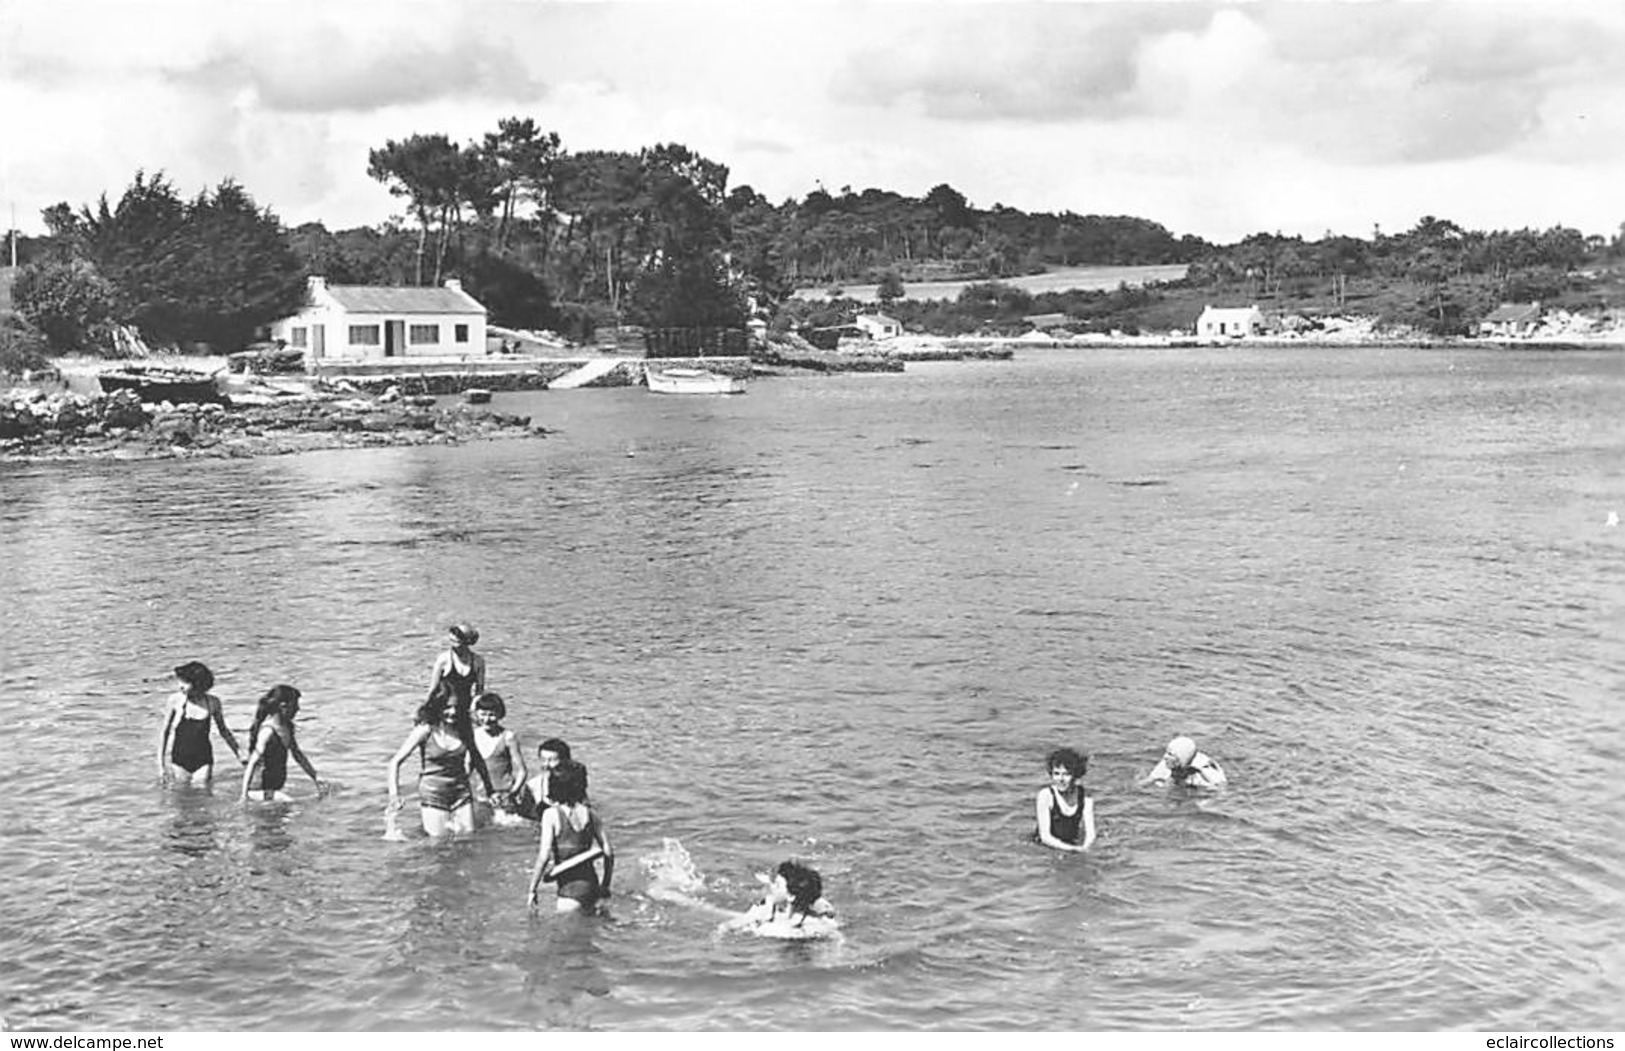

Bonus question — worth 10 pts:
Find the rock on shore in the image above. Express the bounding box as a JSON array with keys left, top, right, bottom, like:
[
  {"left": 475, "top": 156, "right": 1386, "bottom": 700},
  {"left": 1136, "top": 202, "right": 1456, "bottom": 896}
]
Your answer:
[{"left": 1, "top": 386, "right": 547, "bottom": 463}]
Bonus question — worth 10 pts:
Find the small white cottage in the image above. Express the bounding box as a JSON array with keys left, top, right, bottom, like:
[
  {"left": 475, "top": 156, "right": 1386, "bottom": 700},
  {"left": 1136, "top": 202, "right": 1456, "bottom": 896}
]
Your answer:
[
  {"left": 1196, "top": 304, "right": 1264, "bottom": 340},
  {"left": 852, "top": 312, "right": 903, "bottom": 340},
  {"left": 1478, "top": 302, "right": 1542, "bottom": 339},
  {"left": 269, "top": 277, "right": 488, "bottom": 364}
]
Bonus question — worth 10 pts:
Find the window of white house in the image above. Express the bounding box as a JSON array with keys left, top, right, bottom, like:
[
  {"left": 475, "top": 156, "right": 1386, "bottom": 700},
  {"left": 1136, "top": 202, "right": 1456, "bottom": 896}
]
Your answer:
[
  {"left": 454, "top": 324, "right": 469, "bottom": 343},
  {"left": 349, "top": 325, "right": 380, "bottom": 345},
  {"left": 409, "top": 324, "right": 440, "bottom": 344},
  {"left": 290, "top": 327, "right": 307, "bottom": 347}
]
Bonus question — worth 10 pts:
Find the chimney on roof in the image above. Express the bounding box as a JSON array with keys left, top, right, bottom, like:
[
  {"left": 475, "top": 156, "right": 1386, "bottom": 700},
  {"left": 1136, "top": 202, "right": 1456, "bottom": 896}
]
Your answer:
[
  {"left": 308, "top": 276, "right": 327, "bottom": 290},
  {"left": 445, "top": 278, "right": 463, "bottom": 291}
]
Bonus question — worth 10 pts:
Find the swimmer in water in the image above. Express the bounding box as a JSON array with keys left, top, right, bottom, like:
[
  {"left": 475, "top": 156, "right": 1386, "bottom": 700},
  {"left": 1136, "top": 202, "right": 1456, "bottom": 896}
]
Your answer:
[
  {"left": 428, "top": 623, "right": 486, "bottom": 718},
  {"left": 516, "top": 737, "right": 571, "bottom": 821},
  {"left": 471, "top": 691, "right": 527, "bottom": 822},
  {"left": 526, "top": 760, "right": 614, "bottom": 914},
  {"left": 239, "top": 684, "right": 325, "bottom": 802},
  {"left": 1033, "top": 747, "right": 1096, "bottom": 852},
  {"left": 386, "top": 681, "right": 497, "bottom": 836},
  {"left": 719, "top": 860, "right": 836, "bottom": 938},
  {"left": 1142, "top": 735, "right": 1227, "bottom": 788},
  {"left": 157, "top": 661, "right": 243, "bottom": 787}
]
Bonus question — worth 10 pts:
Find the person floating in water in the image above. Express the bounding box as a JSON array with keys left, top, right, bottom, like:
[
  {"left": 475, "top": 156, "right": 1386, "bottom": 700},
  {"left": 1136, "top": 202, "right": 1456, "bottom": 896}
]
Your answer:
[
  {"left": 429, "top": 623, "right": 486, "bottom": 717},
  {"left": 719, "top": 860, "right": 837, "bottom": 939},
  {"left": 157, "top": 661, "right": 243, "bottom": 787},
  {"left": 527, "top": 760, "right": 614, "bottom": 914},
  {"left": 471, "top": 691, "right": 527, "bottom": 823},
  {"left": 239, "top": 684, "right": 326, "bottom": 802},
  {"left": 1033, "top": 747, "right": 1096, "bottom": 852},
  {"left": 386, "top": 681, "right": 497, "bottom": 836},
  {"left": 1143, "top": 735, "right": 1227, "bottom": 788}
]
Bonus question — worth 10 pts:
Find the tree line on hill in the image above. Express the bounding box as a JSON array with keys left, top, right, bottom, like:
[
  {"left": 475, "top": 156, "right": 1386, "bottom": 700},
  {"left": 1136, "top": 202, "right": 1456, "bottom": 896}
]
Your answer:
[{"left": 5, "top": 113, "right": 1625, "bottom": 366}]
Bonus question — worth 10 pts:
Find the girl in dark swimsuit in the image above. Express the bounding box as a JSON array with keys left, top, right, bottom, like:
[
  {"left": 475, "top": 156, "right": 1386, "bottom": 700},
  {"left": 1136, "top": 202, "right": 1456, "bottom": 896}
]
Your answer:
[
  {"left": 429, "top": 623, "right": 486, "bottom": 717},
  {"left": 1033, "top": 747, "right": 1096, "bottom": 853},
  {"left": 239, "top": 684, "right": 325, "bottom": 802},
  {"left": 526, "top": 760, "right": 614, "bottom": 914},
  {"left": 157, "top": 661, "right": 243, "bottom": 787},
  {"left": 386, "top": 682, "right": 496, "bottom": 837}
]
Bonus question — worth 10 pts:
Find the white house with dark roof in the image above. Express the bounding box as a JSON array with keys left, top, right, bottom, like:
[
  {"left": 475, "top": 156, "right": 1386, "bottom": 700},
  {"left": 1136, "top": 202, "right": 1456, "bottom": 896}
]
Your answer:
[
  {"left": 1196, "top": 304, "right": 1264, "bottom": 340},
  {"left": 269, "top": 277, "right": 488, "bottom": 364},
  {"left": 852, "top": 312, "right": 903, "bottom": 340},
  {"left": 1478, "top": 302, "right": 1542, "bottom": 338}
]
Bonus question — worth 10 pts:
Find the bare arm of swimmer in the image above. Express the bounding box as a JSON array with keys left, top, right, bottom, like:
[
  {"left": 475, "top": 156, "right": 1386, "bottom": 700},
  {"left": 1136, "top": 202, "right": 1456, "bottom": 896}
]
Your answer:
[
  {"left": 239, "top": 721, "right": 274, "bottom": 801},
  {"left": 283, "top": 720, "right": 324, "bottom": 793},
  {"left": 527, "top": 808, "right": 559, "bottom": 907},
  {"left": 386, "top": 724, "right": 431, "bottom": 811},
  {"left": 157, "top": 697, "right": 179, "bottom": 780},
  {"left": 505, "top": 730, "right": 529, "bottom": 794},
  {"left": 210, "top": 693, "right": 244, "bottom": 762},
  {"left": 592, "top": 813, "right": 614, "bottom": 897},
  {"left": 1078, "top": 794, "right": 1097, "bottom": 850}
]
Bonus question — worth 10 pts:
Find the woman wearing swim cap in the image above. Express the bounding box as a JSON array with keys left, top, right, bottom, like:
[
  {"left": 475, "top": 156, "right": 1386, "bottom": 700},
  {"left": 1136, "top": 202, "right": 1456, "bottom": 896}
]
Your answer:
[{"left": 1143, "top": 735, "right": 1227, "bottom": 788}]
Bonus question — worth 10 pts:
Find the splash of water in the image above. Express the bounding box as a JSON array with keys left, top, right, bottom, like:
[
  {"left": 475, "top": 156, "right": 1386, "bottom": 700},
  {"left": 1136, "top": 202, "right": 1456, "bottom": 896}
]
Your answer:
[
  {"left": 641, "top": 837, "right": 706, "bottom": 896},
  {"left": 382, "top": 803, "right": 407, "bottom": 842}
]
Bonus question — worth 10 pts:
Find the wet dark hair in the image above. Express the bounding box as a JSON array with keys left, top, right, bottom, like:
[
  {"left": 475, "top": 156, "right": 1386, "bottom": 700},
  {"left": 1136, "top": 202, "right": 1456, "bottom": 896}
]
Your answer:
[
  {"left": 1046, "top": 748, "right": 1088, "bottom": 778},
  {"left": 473, "top": 691, "right": 506, "bottom": 720},
  {"left": 247, "top": 685, "right": 300, "bottom": 754},
  {"left": 537, "top": 737, "right": 571, "bottom": 761},
  {"left": 549, "top": 759, "right": 588, "bottom": 805},
  {"left": 174, "top": 661, "right": 214, "bottom": 693},
  {"left": 416, "top": 681, "right": 476, "bottom": 742},
  {"left": 776, "top": 860, "right": 823, "bottom": 915}
]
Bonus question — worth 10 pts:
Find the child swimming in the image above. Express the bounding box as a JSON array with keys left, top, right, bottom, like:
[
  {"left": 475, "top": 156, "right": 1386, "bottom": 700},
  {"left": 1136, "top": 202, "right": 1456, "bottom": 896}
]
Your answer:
[{"left": 719, "top": 860, "right": 838, "bottom": 940}]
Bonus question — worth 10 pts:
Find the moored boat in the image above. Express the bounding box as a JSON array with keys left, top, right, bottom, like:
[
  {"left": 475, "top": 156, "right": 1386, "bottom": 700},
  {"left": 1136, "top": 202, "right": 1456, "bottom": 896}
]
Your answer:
[
  {"left": 645, "top": 366, "right": 746, "bottom": 395},
  {"left": 465, "top": 388, "right": 493, "bottom": 404},
  {"left": 97, "top": 365, "right": 227, "bottom": 405}
]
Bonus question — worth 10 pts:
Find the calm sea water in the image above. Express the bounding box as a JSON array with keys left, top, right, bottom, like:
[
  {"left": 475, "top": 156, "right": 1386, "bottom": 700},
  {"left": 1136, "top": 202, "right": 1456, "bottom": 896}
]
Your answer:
[{"left": 2, "top": 345, "right": 1622, "bottom": 1031}]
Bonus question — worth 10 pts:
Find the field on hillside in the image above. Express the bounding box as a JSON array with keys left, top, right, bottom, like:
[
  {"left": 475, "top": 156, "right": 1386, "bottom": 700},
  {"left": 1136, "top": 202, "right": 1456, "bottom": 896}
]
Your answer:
[{"left": 791, "top": 263, "right": 1190, "bottom": 304}]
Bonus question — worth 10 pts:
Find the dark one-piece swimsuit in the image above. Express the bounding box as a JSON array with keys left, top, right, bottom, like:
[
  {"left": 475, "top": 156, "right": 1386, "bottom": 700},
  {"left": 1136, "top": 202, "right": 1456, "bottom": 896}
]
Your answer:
[
  {"left": 550, "top": 808, "right": 603, "bottom": 905},
  {"left": 1036, "top": 786, "right": 1087, "bottom": 844},
  {"left": 170, "top": 708, "right": 214, "bottom": 773},
  {"left": 419, "top": 731, "right": 472, "bottom": 812},
  {"left": 248, "top": 733, "right": 289, "bottom": 793},
  {"left": 441, "top": 657, "right": 478, "bottom": 713}
]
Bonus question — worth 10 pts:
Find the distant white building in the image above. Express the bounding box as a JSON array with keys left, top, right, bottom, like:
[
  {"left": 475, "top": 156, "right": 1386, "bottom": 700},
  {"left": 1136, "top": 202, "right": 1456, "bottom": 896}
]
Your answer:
[
  {"left": 852, "top": 312, "right": 903, "bottom": 340},
  {"left": 269, "top": 277, "right": 488, "bottom": 364},
  {"left": 1478, "top": 302, "right": 1541, "bottom": 339},
  {"left": 1196, "top": 304, "right": 1264, "bottom": 340}
]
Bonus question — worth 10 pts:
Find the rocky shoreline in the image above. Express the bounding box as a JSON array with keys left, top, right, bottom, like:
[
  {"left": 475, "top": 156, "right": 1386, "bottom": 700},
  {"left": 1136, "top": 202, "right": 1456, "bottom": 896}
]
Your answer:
[{"left": 1, "top": 386, "right": 546, "bottom": 463}]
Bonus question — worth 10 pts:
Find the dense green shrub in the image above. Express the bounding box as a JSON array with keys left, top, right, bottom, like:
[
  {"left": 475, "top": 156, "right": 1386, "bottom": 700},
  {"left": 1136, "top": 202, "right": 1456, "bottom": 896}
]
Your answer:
[
  {"left": 0, "top": 315, "right": 54, "bottom": 375},
  {"left": 12, "top": 258, "right": 119, "bottom": 354}
]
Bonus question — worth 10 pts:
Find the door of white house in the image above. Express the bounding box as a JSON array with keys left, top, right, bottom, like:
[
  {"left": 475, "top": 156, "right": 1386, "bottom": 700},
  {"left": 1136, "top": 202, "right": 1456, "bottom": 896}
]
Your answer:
[
  {"left": 312, "top": 324, "right": 325, "bottom": 359},
  {"left": 385, "top": 319, "right": 405, "bottom": 357}
]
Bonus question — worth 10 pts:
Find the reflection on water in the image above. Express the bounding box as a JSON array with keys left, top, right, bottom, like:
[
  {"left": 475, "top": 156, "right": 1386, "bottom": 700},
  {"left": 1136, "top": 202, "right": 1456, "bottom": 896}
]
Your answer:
[{"left": 1, "top": 347, "right": 1623, "bottom": 1029}]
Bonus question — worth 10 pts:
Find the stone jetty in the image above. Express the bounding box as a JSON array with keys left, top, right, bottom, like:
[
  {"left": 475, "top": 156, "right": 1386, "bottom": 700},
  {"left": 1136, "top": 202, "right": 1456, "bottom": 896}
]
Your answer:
[{"left": 1, "top": 386, "right": 546, "bottom": 463}]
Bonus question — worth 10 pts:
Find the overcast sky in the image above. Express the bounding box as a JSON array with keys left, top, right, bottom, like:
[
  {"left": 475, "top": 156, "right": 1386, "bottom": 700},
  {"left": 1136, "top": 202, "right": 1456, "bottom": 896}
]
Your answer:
[{"left": 4, "top": 0, "right": 1622, "bottom": 245}]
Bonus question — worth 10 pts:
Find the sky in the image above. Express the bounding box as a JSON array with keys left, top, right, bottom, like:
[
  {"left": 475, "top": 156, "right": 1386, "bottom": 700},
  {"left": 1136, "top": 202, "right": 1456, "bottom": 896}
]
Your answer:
[{"left": 3, "top": 0, "right": 1623, "bottom": 245}]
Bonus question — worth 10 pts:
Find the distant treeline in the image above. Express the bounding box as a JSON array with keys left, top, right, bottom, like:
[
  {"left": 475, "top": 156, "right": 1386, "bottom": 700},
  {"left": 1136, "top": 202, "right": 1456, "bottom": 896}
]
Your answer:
[{"left": 6, "top": 114, "right": 1625, "bottom": 362}]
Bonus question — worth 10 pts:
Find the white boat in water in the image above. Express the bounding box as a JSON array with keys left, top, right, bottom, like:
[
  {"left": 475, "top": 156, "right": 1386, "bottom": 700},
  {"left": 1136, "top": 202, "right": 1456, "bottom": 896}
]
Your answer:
[{"left": 645, "top": 366, "right": 746, "bottom": 395}]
